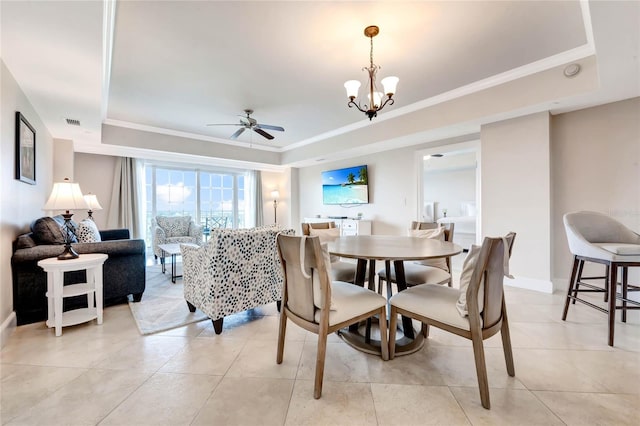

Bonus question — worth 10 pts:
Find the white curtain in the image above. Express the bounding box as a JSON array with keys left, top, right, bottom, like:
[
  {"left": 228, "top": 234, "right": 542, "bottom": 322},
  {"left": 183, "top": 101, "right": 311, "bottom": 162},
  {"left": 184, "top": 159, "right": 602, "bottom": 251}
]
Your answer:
[
  {"left": 107, "top": 157, "right": 145, "bottom": 239},
  {"left": 244, "top": 170, "right": 264, "bottom": 228}
]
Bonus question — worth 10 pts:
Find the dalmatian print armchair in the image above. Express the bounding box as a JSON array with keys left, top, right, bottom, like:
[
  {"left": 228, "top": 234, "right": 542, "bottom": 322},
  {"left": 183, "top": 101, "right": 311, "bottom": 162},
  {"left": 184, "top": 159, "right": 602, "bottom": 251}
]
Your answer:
[{"left": 182, "top": 225, "right": 295, "bottom": 334}]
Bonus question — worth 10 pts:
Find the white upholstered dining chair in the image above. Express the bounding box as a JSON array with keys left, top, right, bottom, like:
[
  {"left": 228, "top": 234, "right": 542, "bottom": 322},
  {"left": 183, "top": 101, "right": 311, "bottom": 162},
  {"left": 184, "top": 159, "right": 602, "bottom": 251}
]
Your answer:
[
  {"left": 301, "top": 221, "right": 362, "bottom": 283},
  {"left": 389, "top": 232, "right": 516, "bottom": 409},
  {"left": 276, "top": 234, "right": 388, "bottom": 399}
]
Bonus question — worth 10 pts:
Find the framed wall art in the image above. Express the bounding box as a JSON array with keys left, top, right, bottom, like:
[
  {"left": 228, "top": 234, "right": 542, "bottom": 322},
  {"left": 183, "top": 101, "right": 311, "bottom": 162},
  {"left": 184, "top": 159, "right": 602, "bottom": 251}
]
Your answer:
[{"left": 15, "top": 111, "right": 36, "bottom": 185}]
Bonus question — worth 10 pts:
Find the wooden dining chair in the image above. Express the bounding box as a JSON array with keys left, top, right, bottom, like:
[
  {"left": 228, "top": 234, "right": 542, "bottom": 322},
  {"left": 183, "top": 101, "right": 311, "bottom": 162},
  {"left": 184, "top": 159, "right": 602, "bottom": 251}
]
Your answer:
[
  {"left": 301, "top": 221, "right": 361, "bottom": 284},
  {"left": 389, "top": 232, "right": 516, "bottom": 409},
  {"left": 377, "top": 222, "right": 455, "bottom": 298},
  {"left": 276, "top": 234, "right": 388, "bottom": 398}
]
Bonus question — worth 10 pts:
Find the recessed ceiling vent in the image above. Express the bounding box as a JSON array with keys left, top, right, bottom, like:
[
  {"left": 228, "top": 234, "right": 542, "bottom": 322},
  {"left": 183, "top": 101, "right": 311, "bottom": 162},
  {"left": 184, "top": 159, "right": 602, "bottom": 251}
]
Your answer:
[{"left": 65, "top": 118, "right": 81, "bottom": 126}]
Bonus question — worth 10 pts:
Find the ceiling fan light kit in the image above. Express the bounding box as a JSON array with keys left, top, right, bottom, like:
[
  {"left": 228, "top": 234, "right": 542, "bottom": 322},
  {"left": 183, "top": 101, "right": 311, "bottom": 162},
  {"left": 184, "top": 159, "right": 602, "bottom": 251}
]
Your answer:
[
  {"left": 206, "top": 109, "right": 284, "bottom": 141},
  {"left": 345, "top": 25, "right": 399, "bottom": 120}
]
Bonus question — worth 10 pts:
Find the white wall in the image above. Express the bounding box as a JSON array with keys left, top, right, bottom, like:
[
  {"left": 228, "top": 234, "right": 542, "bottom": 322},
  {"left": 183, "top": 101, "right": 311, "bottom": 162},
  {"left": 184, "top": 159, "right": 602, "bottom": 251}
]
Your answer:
[
  {"left": 1, "top": 61, "right": 54, "bottom": 346},
  {"left": 551, "top": 97, "right": 640, "bottom": 287},
  {"left": 53, "top": 139, "right": 74, "bottom": 182},
  {"left": 480, "top": 112, "right": 552, "bottom": 291},
  {"left": 74, "top": 152, "right": 119, "bottom": 230},
  {"left": 298, "top": 147, "right": 420, "bottom": 236},
  {"left": 261, "top": 170, "right": 289, "bottom": 227}
]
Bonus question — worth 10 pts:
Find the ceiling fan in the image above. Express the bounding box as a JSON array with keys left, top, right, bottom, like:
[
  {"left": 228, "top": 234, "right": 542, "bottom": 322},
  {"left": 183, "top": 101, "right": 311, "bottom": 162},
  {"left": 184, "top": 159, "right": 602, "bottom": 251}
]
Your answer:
[{"left": 206, "top": 109, "right": 285, "bottom": 140}]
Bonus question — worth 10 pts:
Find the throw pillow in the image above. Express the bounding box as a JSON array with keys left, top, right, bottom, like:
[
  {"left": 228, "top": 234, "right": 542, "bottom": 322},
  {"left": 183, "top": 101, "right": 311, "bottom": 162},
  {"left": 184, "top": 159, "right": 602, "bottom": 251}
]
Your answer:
[
  {"left": 409, "top": 226, "right": 449, "bottom": 271},
  {"left": 31, "top": 217, "right": 65, "bottom": 245},
  {"left": 77, "top": 219, "right": 102, "bottom": 243},
  {"left": 309, "top": 227, "right": 341, "bottom": 263},
  {"left": 455, "top": 244, "right": 483, "bottom": 317},
  {"left": 312, "top": 243, "right": 336, "bottom": 310}
]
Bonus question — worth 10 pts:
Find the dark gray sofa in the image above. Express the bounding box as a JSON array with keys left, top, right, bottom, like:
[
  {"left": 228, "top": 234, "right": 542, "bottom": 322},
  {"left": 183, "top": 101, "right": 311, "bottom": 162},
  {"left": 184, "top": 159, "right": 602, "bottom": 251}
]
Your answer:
[{"left": 11, "top": 228, "right": 146, "bottom": 325}]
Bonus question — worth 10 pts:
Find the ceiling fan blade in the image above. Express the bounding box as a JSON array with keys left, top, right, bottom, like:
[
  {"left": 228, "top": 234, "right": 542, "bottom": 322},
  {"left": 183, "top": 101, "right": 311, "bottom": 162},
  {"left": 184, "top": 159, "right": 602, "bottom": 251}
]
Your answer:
[
  {"left": 230, "top": 127, "right": 246, "bottom": 139},
  {"left": 206, "top": 123, "right": 243, "bottom": 126},
  {"left": 253, "top": 128, "right": 274, "bottom": 140},
  {"left": 256, "top": 124, "right": 284, "bottom": 132}
]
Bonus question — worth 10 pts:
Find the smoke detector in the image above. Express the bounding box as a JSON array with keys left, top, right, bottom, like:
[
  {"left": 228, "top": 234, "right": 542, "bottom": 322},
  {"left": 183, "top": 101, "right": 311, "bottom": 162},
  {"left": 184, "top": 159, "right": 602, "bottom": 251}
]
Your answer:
[{"left": 563, "top": 63, "right": 581, "bottom": 78}]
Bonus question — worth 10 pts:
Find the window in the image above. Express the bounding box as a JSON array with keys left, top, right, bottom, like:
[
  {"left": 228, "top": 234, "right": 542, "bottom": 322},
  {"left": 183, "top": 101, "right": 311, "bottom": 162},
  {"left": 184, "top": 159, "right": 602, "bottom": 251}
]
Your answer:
[{"left": 144, "top": 164, "right": 249, "bottom": 248}]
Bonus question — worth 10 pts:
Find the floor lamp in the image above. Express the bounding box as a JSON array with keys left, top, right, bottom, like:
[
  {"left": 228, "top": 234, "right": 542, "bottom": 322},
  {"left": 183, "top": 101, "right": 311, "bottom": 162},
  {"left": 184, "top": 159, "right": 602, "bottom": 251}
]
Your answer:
[{"left": 271, "top": 190, "right": 279, "bottom": 224}]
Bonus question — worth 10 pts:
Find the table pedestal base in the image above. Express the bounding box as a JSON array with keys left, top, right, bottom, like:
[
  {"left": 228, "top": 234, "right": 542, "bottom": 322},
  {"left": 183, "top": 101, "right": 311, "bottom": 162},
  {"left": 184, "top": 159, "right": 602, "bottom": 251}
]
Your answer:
[{"left": 337, "top": 319, "right": 426, "bottom": 357}]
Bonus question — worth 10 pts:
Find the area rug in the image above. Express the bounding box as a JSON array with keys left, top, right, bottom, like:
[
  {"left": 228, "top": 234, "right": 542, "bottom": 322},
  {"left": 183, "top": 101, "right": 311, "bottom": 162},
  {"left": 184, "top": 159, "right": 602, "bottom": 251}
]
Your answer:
[{"left": 128, "top": 264, "right": 209, "bottom": 335}]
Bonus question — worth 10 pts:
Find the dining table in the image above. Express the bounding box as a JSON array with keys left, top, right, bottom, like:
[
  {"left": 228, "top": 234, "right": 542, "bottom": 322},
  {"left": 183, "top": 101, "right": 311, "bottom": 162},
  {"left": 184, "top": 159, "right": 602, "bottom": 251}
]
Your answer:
[{"left": 328, "top": 235, "right": 463, "bottom": 356}]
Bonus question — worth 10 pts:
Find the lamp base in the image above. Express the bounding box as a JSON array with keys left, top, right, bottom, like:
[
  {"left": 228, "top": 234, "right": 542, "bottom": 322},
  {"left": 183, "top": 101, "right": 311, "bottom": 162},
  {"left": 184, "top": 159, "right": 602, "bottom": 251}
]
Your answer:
[
  {"left": 58, "top": 211, "right": 79, "bottom": 260},
  {"left": 57, "top": 244, "right": 80, "bottom": 260}
]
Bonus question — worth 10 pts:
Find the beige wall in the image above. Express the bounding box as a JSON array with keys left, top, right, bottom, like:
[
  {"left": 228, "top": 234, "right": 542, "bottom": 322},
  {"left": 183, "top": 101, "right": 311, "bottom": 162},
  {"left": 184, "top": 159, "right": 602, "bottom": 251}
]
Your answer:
[
  {"left": 1, "top": 61, "right": 54, "bottom": 345},
  {"left": 298, "top": 146, "right": 421, "bottom": 236},
  {"left": 74, "top": 152, "right": 119, "bottom": 230},
  {"left": 53, "top": 139, "right": 74, "bottom": 182},
  {"left": 480, "top": 112, "right": 552, "bottom": 291},
  {"left": 551, "top": 97, "right": 640, "bottom": 286}
]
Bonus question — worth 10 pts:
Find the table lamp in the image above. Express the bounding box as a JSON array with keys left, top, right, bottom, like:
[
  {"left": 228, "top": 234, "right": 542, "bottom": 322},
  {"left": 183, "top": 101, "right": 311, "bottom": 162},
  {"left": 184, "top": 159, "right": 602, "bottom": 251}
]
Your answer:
[
  {"left": 83, "top": 193, "right": 103, "bottom": 219},
  {"left": 43, "top": 178, "right": 89, "bottom": 260}
]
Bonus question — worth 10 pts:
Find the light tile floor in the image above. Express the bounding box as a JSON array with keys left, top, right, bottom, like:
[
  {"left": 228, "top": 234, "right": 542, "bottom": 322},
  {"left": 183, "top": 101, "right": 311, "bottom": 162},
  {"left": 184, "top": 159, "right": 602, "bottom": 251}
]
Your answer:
[{"left": 1, "top": 278, "right": 639, "bottom": 425}]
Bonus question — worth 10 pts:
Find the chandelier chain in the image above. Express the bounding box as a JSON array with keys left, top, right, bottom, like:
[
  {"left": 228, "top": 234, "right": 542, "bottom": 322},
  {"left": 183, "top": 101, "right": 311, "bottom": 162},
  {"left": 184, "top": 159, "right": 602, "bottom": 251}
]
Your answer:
[{"left": 370, "top": 35, "right": 374, "bottom": 68}]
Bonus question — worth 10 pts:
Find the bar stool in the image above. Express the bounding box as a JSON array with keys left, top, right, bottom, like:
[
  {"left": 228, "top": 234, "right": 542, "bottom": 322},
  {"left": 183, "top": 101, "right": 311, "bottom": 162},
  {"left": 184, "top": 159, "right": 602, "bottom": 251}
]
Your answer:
[{"left": 562, "top": 211, "right": 640, "bottom": 346}]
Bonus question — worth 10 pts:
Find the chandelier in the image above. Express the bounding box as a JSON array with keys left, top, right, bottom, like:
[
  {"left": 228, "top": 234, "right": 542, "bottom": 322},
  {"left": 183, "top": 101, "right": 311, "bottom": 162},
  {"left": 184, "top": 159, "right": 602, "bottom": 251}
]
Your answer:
[{"left": 344, "top": 25, "right": 399, "bottom": 120}]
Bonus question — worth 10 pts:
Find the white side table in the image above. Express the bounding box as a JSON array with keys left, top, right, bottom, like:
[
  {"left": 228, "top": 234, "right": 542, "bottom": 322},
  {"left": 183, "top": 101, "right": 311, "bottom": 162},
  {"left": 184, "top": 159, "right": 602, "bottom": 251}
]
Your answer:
[{"left": 37, "top": 253, "right": 108, "bottom": 336}]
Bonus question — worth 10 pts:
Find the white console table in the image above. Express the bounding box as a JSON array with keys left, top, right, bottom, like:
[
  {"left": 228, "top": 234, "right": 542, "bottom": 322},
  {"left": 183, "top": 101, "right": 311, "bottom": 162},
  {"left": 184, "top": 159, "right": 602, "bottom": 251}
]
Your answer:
[
  {"left": 37, "top": 253, "right": 107, "bottom": 336},
  {"left": 303, "top": 218, "right": 372, "bottom": 236}
]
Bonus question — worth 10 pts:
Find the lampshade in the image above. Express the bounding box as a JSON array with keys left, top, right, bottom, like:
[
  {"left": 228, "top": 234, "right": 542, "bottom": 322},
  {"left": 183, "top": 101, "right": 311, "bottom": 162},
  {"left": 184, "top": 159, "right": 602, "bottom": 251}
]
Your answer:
[
  {"left": 271, "top": 190, "right": 280, "bottom": 200},
  {"left": 381, "top": 76, "right": 399, "bottom": 96},
  {"left": 83, "top": 194, "right": 103, "bottom": 211},
  {"left": 344, "top": 80, "right": 361, "bottom": 99},
  {"left": 43, "top": 178, "right": 88, "bottom": 211}
]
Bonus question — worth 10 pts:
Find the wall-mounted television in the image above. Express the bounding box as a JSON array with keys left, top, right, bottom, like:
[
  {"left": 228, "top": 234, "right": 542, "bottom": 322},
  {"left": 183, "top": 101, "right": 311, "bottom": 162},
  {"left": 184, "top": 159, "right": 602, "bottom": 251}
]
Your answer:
[{"left": 322, "top": 165, "right": 369, "bottom": 205}]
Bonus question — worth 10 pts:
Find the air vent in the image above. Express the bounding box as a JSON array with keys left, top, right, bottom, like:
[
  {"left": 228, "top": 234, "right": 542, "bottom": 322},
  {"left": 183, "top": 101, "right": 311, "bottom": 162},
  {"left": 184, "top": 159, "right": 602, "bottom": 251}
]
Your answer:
[{"left": 65, "top": 118, "right": 81, "bottom": 126}]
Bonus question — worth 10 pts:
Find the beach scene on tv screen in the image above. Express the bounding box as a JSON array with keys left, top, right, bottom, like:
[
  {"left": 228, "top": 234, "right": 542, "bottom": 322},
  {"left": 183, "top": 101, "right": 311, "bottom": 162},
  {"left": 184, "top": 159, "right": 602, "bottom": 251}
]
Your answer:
[{"left": 322, "top": 165, "right": 368, "bottom": 204}]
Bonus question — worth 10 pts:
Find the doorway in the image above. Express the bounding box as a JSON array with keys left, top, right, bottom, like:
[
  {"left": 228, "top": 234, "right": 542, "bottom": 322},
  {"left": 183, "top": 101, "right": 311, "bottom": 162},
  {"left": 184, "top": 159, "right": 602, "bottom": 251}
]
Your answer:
[{"left": 416, "top": 141, "right": 480, "bottom": 253}]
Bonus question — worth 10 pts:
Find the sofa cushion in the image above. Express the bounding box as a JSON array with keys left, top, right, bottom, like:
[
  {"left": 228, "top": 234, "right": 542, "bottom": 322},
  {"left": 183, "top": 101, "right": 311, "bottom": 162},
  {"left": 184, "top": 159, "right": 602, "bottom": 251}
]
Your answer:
[{"left": 31, "top": 217, "right": 65, "bottom": 245}]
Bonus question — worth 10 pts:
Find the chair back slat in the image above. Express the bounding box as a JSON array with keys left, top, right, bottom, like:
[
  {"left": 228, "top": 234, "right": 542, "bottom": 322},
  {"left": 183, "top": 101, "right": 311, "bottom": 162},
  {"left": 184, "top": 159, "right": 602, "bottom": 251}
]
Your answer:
[
  {"left": 410, "top": 221, "right": 438, "bottom": 230},
  {"left": 277, "top": 234, "right": 323, "bottom": 322},
  {"left": 301, "top": 221, "right": 336, "bottom": 236},
  {"left": 443, "top": 223, "right": 455, "bottom": 243}
]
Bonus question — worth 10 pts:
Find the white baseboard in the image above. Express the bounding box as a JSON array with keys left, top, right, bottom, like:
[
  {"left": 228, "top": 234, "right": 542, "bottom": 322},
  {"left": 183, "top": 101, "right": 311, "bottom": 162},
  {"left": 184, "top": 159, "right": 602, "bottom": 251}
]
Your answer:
[
  {"left": 552, "top": 277, "right": 570, "bottom": 294},
  {"left": 1, "top": 312, "right": 17, "bottom": 349},
  {"left": 505, "top": 276, "right": 554, "bottom": 294}
]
